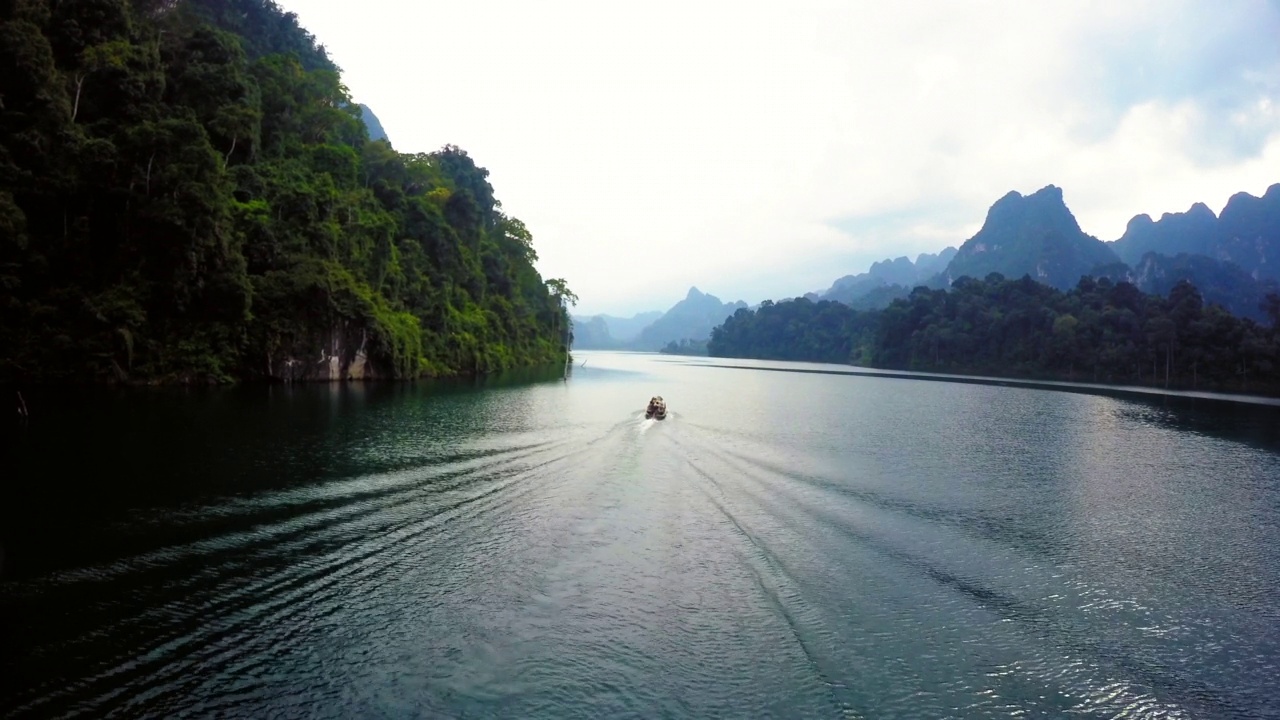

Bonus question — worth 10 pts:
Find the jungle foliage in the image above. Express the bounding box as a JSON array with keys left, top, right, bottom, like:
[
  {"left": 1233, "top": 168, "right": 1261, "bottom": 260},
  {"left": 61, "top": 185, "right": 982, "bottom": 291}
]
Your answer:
[
  {"left": 0, "top": 0, "right": 574, "bottom": 383},
  {"left": 709, "top": 274, "right": 1280, "bottom": 395}
]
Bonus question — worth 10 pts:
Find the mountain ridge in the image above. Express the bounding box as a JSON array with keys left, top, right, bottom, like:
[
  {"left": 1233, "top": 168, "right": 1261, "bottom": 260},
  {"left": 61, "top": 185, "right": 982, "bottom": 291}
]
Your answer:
[
  {"left": 938, "top": 185, "right": 1122, "bottom": 290},
  {"left": 572, "top": 181, "right": 1279, "bottom": 345},
  {"left": 631, "top": 287, "right": 747, "bottom": 351},
  {"left": 800, "top": 182, "right": 1280, "bottom": 321},
  {"left": 570, "top": 289, "right": 746, "bottom": 351}
]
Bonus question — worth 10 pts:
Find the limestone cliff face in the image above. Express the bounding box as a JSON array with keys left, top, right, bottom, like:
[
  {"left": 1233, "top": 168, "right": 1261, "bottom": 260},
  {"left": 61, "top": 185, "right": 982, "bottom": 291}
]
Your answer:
[{"left": 264, "top": 319, "right": 391, "bottom": 381}]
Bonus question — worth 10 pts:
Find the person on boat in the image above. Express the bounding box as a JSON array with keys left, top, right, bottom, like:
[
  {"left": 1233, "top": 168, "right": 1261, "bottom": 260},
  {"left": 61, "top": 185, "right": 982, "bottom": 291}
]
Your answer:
[{"left": 647, "top": 396, "right": 665, "bottom": 416}]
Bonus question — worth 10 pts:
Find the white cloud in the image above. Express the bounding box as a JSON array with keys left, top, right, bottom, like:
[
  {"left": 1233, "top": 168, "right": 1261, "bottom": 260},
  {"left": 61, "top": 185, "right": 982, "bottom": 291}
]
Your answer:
[{"left": 276, "top": 0, "right": 1280, "bottom": 316}]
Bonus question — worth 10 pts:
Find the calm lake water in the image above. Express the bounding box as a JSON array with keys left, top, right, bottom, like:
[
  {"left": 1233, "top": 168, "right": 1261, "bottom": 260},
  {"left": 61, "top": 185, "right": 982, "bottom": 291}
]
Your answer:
[{"left": 3, "top": 351, "right": 1280, "bottom": 719}]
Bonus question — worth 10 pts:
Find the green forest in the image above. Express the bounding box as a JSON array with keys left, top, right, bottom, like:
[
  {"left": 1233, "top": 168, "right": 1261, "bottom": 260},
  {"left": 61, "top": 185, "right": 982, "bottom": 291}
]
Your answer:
[
  {"left": 709, "top": 273, "right": 1280, "bottom": 395},
  {"left": 0, "top": 0, "right": 575, "bottom": 384}
]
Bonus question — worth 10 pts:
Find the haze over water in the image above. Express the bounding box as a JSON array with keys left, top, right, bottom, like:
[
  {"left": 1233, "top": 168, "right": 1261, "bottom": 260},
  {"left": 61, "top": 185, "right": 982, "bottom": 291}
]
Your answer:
[{"left": 3, "top": 352, "right": 1279, "bottom": 719}]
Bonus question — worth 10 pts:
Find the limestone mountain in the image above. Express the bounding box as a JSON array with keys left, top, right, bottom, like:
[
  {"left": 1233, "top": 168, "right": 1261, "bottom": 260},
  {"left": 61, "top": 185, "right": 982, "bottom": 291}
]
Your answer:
[
  {"left": 692, "top": 182, "right": 1279, "bottom": 342},
  {"left": 819, "top": 248, "right": 957, "bottom": 307},
  {"left": 1215, "top": 183, "right": 1280, "bottom": 281},
  {"left": 631, "top": 288, "right": 747, "bottom": 351},
  {"left": 1107, "top": 185, "right": 1280, "bottom": 279},
  {"left": 1111, "top": 202, "right": 1217, "bottom": 265},
  {"left": 598, "top": 311, "right": 664, "bottom": 341},
  {"left": 568, "top": 310, "right": 662, "bottom": 349},
  {"left": 941, "top": 185, "right": 1121, "bottom": 289},
  {"left": 569, "top": 315, "right": 619, "bottom": 349}
]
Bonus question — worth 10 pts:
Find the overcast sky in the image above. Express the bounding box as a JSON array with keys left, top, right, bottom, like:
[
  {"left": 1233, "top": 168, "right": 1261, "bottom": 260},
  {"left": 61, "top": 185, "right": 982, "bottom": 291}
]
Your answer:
[{"left": 275, "top": 0, "right": 1280, "bottom": 317}]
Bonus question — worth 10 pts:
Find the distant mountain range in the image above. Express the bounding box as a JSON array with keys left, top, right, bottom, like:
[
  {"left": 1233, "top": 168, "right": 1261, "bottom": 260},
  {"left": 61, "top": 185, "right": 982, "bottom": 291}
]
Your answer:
[
  {"left": 809, "top": 182, "right": 1280, "bottom": 322},
  {"left": 572, "top": 181, "right": 1280, "bottom": 351},
  {"left": 1112, "top": 201, "right": 1218, "bottom": 265},
  {"left": 817, "top": 248, "right": 958, "bottom": 309},
  {"left": 573, "top": 289, "right": 745, "bottom": 351},
  {"left": 570, "top": 310, "right": 661, "bottom": 348},
  {"left": 1112, "top": 184, "right": 1280, "bottom": 282}
]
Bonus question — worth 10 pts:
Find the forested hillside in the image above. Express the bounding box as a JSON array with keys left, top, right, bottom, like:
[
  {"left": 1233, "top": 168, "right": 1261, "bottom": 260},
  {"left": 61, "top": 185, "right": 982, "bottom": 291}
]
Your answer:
[
  {"left": 710, "top": 274, "right": 1280, "bottom": 395},
  {"left": 0, "top": 0, "right": 574, "bottom": 384}
]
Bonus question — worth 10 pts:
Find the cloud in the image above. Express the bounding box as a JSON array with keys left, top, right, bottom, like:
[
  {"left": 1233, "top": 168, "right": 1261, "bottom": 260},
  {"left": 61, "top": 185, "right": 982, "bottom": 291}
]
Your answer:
[
  {"left": 1062, "top": 2, "right": 1280, "bottom": 163},
  {"left": 276, "top": 0, "right": 1280, "bottom": 316}
]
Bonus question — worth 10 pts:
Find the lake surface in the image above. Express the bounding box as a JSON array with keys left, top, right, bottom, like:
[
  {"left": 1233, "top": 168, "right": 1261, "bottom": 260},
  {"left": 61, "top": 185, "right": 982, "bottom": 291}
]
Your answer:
[{"left": 3, "top": 351, "right": 1280, "bottom": 719}]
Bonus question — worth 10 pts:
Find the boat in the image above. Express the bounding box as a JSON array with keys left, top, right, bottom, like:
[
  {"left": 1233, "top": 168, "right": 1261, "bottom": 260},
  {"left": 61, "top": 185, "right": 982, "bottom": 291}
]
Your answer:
[{"left": 645, "top": 396, "right": 668, "bottom": 420}]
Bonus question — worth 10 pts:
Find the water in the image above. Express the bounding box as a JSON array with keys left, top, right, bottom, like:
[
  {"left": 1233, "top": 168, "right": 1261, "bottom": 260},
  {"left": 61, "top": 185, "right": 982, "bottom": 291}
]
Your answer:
[{"left": 3, "top": 351, "right": 1279, "bottom": 719}]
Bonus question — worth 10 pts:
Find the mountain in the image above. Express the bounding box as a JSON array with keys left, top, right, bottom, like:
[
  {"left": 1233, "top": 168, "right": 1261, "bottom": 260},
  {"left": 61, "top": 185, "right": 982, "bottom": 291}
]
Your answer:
[
  {"left": 932, "top": 182, "right": 1280, "bottom": 322},
  {"left": 914, "top": 248, "right": 959, "bottom": 278},
  {"left": 819, "top": 247, "right": 957, "bottom": 307},
  {"left": 805, "top": 183, "right": 1277, "bottom": 319},
  {"left": 1111, "top": 202, "right": 1217, "bottom": 265},
  {"left": 568, "top": 310, "right": 662, "bottom": 349},
  {"left": 569, "top": 316, "right": 620, "bottom": 349},
  {"left": 359, "top": 104, "right": 389, "bottom": 143},
  {"left": 789, "top": 182, "right": 1277, "bottom": 326},
  {"left": 597, "top": 311, "right": 663, "bottom": 341},
  {"left": 631, "top": 288, "right": 748, "bottom": 350},
  {"left": 1216, "top": 184, "right": 1280, "bottom": 281},
  {"left": 1108, "top": 184, "right": 1280, "bottom": 281},
  {"left": 940, "top": 185, "right": 1121, "bottom": 289}
]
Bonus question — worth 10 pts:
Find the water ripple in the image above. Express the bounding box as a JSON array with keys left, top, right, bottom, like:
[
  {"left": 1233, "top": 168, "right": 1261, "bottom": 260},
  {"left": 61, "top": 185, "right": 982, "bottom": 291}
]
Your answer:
[{"left": 4, "top": 358, "right": 1279, "bottom": 718}]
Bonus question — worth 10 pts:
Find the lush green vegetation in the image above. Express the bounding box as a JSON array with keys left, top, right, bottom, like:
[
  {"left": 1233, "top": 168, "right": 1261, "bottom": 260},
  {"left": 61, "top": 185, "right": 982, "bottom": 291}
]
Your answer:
[
  {"left": 0, "top": 0, "right": 574, "bottom": 384},
  {"left": 710, "top": 299, "right": 874, "bottom": 365},
  {"left": 709, "top": 273, "right": 1280, "bottom": 395}
]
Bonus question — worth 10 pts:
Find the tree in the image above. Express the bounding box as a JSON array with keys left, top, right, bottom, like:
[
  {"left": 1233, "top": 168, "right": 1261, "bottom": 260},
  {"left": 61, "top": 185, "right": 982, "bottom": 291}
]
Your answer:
[
  {"left": 705, "top": 271, "right": 1280, "bottom": 395},
  {"left": 545, "top": 278, "right": 578, "bottom": 308},
  {"left": 0, "top": 0, "right": 575, "bottom": 383},
  {"left": 1263, "top": 293, "right": 1280, "bottom": 330},
  {"left": 1052, "top": 313, "right": 1081, "bottom": 377}
]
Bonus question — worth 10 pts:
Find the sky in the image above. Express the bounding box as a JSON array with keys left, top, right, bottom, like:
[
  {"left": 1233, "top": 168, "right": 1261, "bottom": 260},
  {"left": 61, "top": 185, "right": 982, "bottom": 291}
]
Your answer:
[{"left": 274, "top": 0, "right": 1280, "bottom": 317}]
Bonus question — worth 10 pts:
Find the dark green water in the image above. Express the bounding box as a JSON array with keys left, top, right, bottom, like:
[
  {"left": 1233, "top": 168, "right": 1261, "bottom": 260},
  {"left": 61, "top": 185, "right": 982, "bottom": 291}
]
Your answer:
[{"left": 3, "top": 351, "right": 1280, "bottom": 719}]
